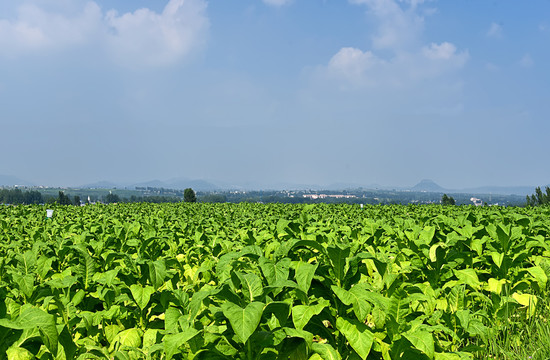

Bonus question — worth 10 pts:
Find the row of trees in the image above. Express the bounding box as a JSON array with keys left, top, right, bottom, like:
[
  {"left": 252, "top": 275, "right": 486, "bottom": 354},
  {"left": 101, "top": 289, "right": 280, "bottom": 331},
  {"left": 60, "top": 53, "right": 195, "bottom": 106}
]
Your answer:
[
  {"left": 0, "top": 188, "right": 44, "bottom": 204},
  {"left": 526, "top": 186, "right": 550, "bottom": 206},
  {"left": 0, "top": 188, "right": 198, "bottom": 205}
]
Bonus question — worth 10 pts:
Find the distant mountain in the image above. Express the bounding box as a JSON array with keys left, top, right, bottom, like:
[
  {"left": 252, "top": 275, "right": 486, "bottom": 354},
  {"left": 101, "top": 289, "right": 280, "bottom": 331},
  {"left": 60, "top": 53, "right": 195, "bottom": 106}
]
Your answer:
[
  {"left": 132, "top": 179, "right": 167, "bottom": 188},
  {"left": 410, "top": 179, "right": 446, "bottom": 192},
  {"left": 166, "top": 178, "right": 219, "bottom": 191},
  {"left": 0, "top": 174, "right": 34, "bottom": 186}
]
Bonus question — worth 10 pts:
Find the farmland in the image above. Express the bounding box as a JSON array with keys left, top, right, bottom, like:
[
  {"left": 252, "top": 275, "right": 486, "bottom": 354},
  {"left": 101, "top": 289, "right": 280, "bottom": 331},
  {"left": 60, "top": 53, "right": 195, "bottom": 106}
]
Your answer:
[{"left": 1, "top": 203, "right": 550, "bottom": 359}]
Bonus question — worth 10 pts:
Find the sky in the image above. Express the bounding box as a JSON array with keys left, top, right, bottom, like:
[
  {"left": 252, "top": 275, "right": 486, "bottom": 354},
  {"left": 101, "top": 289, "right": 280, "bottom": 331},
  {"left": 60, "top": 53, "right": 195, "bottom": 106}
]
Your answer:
[{"left": 0, "top": 0, "right": 549, "bottom": 189}]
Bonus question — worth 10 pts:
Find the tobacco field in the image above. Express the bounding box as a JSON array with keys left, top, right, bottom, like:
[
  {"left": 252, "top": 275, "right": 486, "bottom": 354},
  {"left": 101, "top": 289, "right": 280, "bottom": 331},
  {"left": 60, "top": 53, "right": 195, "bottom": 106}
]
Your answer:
[{"left": 1, "top": 203, "right": 550, "bottom": 359}]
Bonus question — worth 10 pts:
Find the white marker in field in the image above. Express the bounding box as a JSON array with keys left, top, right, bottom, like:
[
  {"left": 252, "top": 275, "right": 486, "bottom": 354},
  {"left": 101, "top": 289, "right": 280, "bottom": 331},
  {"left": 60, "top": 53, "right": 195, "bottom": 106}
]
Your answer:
[
  {"left": 360, "top": 204, "right": 364, "bottom": 209},
  {"left": 46, "top": 209, "right": 54, "bottom": 218}
]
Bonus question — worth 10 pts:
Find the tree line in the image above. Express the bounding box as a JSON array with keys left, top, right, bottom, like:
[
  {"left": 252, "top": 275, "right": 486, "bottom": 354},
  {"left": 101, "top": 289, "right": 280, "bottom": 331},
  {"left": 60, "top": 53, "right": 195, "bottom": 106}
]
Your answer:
[
  {"left": 0, "top": 188, "right": 197, "bottom": 205},
  {"left": 526, "top": 186, "right": 550, "bottom": 206}
]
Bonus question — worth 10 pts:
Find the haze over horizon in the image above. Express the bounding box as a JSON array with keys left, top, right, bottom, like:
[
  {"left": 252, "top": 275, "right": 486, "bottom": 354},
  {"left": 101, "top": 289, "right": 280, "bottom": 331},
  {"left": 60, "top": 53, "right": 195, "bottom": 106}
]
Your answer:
[{"left": 1, "top": 0, "right": 549, "bottom": 189}]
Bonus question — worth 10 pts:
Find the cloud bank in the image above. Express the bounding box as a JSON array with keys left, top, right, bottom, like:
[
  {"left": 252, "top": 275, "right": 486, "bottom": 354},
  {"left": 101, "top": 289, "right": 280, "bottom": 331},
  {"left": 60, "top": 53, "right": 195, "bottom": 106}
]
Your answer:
[{"left": 0, "top": 0, "right": 209, "bottom": 67}]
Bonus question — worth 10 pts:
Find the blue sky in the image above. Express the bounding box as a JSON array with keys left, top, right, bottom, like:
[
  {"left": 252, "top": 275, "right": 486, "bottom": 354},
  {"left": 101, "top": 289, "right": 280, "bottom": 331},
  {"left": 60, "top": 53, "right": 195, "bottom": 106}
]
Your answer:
[{"left": 0, "top": 0, "right": 548, "bottom": 188}]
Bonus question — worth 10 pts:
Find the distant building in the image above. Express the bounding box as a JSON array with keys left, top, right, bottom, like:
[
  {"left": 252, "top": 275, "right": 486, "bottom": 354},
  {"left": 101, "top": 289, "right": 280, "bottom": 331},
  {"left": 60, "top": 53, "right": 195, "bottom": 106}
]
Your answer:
[{"left": 470, "top": 197, "right": 483, "bottom": 206}]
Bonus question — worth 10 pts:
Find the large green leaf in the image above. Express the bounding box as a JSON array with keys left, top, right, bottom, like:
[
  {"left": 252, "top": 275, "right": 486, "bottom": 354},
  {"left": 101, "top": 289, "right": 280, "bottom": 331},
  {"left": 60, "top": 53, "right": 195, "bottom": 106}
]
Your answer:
[
  {"left": 72, "top": 244, "right": 97, "bottom": 290},
  {"left": 453, "top": 269, "right": 480, "bottom": 290},
  {"left": 311, "top": 343, "right": 342, "bottom": 360},
  {"left": 148, "top": 260, "right": 167, "bottom": 290},
  {"left": 129, "top": 284, "right": 155, "bottom": 310},
  {"left": 17, "top": 305, "right": 58, "bottom": 355},
  {"left": 109, "top": 328, "right": 143, "bottom": 352},
  {"left": 527, "top": 265, "right": 548, "bottom": 289},
  {"left": 259, "top": 257, "right": 291, "bottom": 286},
  {"left": 327, "top": 245, "right": 350, "bottom": 285},
  {"left": 11, "top": 274, "right": 34, "bottom": 299},
  {"left": 292, "top": 299, "right": 328, "bottom": 331},
  {"left": 403, "top": 329, "right": 435, "bottom": 359},
  {"left": 237, "top": 272, "right": 263, "bottom": 302},
  {"left": 164, "top": 328, "right": 200, "bottom": 360},
  {"left": 331, "top": 285, "right": 372, "bottom": 322},
  {"left": 6, "top": 346, "right": 34, "bottom": 360},
  {"left": 293, "top": 261, "right": 318, "bottom": 294},
  {"left": 221, "top": 301, "right": 264, "bottom": 344},
  {"left": 335, "top": 317, "right": 373, "bottom": 360}
]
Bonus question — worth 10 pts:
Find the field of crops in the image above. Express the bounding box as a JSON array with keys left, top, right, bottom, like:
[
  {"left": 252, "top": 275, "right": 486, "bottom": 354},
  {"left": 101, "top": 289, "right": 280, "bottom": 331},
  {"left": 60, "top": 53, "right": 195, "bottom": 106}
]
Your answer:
[{"left": 1, "top": 203, "right": 550, "bottom": 359}]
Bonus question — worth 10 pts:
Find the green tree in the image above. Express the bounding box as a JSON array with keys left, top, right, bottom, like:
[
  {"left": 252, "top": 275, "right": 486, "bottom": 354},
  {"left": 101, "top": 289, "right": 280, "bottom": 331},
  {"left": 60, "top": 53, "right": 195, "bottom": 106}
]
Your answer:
[
  {"left": 526, "top": 186, "right": 550, "bottom": 206},
  {"left": 73, "top": 195, "right": 81, "bottom": 206},
  {"left": 441, "top": 194, "right": 455, "bottom": 205},
  {"left": 184, "top": 188, "right": 196, "bottom": 203},
  {"left": 104, "top": 193, "right": 121, "bottom": 204},
  {"left": 57, "top": 191, "right": 72, "bottom": 205}
]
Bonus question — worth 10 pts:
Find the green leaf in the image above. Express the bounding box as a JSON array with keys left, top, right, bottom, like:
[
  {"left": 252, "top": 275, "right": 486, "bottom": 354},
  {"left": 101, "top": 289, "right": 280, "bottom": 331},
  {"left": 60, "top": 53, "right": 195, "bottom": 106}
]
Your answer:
[
  {"left": 164, "top": 328, "right": 200, "bottom": 360},
  {"left": 71, "top": 244, "right": 96, "bottom": 290},
  {"left": 148, "top": 260, "right": 167, "bottom": 290},
  {"left": 264, "top": 301, "right": 291, "bottom": 328},
  {"left": 311, "top": 343, "right": 342, "bottom": 360},
  {"left": 292, "top": 300, "right": 328, "bottom": 331},
  {"left": 293, "top": 261, "right": 318, "bottom": 294},
  {"left": 490, "top": 252, "right": 505, "bottom": 268},
  {"left": 17, "top": 305, "right": 58, "bottom": 355},
  {"left": 238, "top": 273, "right": 263, "bottom": 302},
  {"left": 429, "top": 243, "right": 444, "bottom": 263},
  {"left": 11, "top": 274, "right": 34, "bottom": 299},
  {"left": 487, "top": 278, "right": 507, "bottom": 295},
  {"left": 105, "top": 324, "right": 125, "bottom": 344},
  {"left": 331, "top": 285, "right": 372, "bottom": 322},
  {"left": 58, "top": 324, "right": 78, "bottom": 360},
  {"left": 36, "top": 256, "right": 53, "bottom": 280},
  {"left": 6, "top": 346, "right": 34, "bottom": 360},
  {"left": 527, "top": 265, "right": 548, "bottom": 289},
  {"left": 221, "top": 301, "right": 264, "bottom": 344},
  {"left": 72, "top": 244, "right": 97, "bottom": 291},
  {"left": 496, "top": 224, "right": 510, "bottom": 253},
  {"left": 165, "top": 307, "right": 183, "bottom": 334},
  {"left": 335, "top": 317, "right": 373, "bottom": 360},
  {"left": 403, "top": 330, "right": 435, "bottom": 359},
  {"left": 453, "top": 269, "right": 480, "bottom": 290},
  {"left": 418, "top": 226, "right": 436, "bottom": 246},
  {"left": 143, "top": 329, "right": 160, "bottom": 349},
  {"left": 512, "top": 293, "right": 538, "bottom": 316},
  {"left": 327, "top": 245, "right": 350, "bottom": 285},
  {"left": 111, "top": 328, "right": 143, "bottom": 349},
  {"left": 129, "top": 284, "right": 155, "bottom": 310},
  {"left": 259, "top": 257, "right": 291, "bottom": 286}
]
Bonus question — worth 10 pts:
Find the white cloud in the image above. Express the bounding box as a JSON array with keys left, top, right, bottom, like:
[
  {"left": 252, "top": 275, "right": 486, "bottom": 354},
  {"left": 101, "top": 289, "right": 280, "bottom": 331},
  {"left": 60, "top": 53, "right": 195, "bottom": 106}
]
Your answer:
[
  {"left": 262, "top": 0, "right": 293, "bottom": 6},
  {"left": 327, "top": 47, "right": 379, "bottom": 81},
  {"left": 105, "top": 0, "right": 209, "bottom": 67},
  {"left": 486, "top": 22, "right": 502, "bottom": 38},
  {"left": 319, "top": 0, "right": 468, "bottom": 87},
  {"left": 0, "top": 2, "right": 102, "bottom": 56},
  {"left": 0, "top": 0, "right": 209, "bottom": 67},
  {"left": 422, "top": 42, "right": 458, "bottom": 60},
  {"left": 519, "top": 53, "right": 534, "bottom": 68}
]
